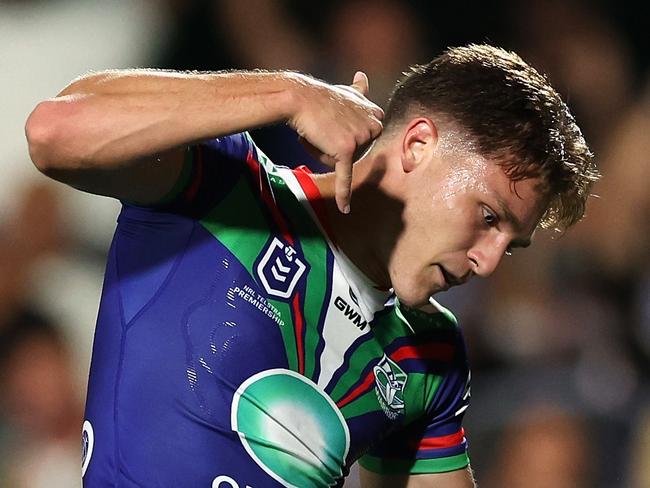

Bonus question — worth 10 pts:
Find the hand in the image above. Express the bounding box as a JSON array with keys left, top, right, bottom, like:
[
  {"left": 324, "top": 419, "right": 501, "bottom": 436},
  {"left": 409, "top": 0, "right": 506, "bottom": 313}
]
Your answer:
[{"left": 288, "top": 71, "right": 384, "bottom": 213}]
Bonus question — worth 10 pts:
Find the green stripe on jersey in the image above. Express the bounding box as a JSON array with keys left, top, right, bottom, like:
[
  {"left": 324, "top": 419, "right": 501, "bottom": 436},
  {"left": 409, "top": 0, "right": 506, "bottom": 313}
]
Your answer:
[
  {"left": 328, "top": 338, "right": 382, "bottom": 402},
  {"left": 199, "top": 176, "right": 297, "bottom": 371},
  {"left": 401, "top": 372, "right": 443, "bottom": 424},
  {"left": 339, "top": 389, "right": 381, "bottom": 418},
  {"left": 157, "top": 146, "right": 194, "bottom": 205},
  {"left": 239, "top": 138, "right": 334, "bottom": 380},
  {"left": 199, "top": 176, "right": 268, "bottom": 270},
  {"left": 358, "top": 452, "right": 469, "bottom": 475},
  {"left": 267, "top": 173, "right": 330, "bottom": 380}
]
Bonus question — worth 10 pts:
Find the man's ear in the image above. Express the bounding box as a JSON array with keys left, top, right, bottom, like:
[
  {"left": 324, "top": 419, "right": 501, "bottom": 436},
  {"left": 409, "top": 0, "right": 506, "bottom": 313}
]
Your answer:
[{"left": 401, "top": 118, "right": 438, "bottom": 173}]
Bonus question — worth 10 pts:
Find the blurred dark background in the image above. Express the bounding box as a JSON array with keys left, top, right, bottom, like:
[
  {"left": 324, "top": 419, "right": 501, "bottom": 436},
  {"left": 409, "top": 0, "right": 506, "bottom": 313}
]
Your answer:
[{"left": 1, "top": 1, "right": 649, "bottom": 486}]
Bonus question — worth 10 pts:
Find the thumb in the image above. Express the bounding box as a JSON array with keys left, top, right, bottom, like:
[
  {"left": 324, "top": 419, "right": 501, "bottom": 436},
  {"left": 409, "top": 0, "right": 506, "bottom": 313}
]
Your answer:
[{"left": 351, "top": 71, "right": 369, "bottom": 96}]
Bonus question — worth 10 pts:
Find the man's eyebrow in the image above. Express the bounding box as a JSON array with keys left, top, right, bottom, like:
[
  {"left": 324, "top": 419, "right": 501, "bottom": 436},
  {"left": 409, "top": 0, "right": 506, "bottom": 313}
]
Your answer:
[{"left": 492, "top": 193, "right": 532, "bottom": 248}]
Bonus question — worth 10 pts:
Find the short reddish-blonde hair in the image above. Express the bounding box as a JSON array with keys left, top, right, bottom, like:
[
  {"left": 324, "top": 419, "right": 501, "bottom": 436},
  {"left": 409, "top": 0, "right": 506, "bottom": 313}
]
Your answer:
[{"left": 385, "top": 44, "right": 600, "bottom": 231}]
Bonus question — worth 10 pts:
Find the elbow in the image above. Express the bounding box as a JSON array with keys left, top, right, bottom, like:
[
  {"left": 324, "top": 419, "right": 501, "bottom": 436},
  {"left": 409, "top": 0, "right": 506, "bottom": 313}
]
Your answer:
[
  {"left": 25, "top": 98, "right": 87, "bottom": 178},
  {"left": 27, "top": 74, "right": 107, "bottom": 178},
  {"left": 25, "top": 100, "right": 62, "bottom": 175}
]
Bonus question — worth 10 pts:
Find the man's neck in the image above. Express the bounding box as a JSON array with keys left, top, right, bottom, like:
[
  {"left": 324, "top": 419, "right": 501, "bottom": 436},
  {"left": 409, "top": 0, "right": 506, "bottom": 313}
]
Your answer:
[{"left": 310, "top": 153, "right": 398, "bottom": 290}]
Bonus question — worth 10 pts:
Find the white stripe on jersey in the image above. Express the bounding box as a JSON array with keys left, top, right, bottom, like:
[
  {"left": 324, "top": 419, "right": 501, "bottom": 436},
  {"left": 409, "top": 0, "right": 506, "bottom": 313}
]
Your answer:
[
  {"left": 315, "top": 259, "right": 370, "bottom": 388},
  {"left": 276, "top": 167, "right": 391, "bottom": 387}
]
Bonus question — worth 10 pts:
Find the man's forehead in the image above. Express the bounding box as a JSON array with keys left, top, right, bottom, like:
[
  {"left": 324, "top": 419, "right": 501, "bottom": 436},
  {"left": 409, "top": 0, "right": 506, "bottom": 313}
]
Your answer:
[{"left": 434, "top": 152, "right": 492, "bottom": 200}]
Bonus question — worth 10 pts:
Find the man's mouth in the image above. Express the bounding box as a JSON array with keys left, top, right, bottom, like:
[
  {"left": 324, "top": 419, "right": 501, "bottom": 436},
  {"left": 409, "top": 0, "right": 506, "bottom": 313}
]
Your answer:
[{"left": 438, "top": 266, "right": 463, "bottom": 288}]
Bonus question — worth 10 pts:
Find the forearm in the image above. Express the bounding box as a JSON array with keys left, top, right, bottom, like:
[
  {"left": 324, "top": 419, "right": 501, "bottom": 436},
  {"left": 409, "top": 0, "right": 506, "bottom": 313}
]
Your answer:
[
  {"left": 25, "top": 69, "right": 298, "bottom": 171},
  {"left": 26, "top": 67, "right": 383, "bottom": 210}
]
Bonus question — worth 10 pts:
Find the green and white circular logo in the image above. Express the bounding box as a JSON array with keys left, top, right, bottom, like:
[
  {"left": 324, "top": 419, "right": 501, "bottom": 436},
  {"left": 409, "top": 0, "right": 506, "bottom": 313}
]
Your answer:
[{"left": 231, "top": 369, "right": 349, "bottom": 487}]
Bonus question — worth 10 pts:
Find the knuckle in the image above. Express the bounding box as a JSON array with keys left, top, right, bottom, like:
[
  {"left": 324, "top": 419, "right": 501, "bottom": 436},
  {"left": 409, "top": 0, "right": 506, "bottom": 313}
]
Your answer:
[
  {"left": 370, "top": 119, "right": 383, "bottom": 136},
  {"left": 360, "top": 128, "right": 372, "bottom": 142},
  {"left": 341, "top": 138, "right": 357, "bottom": 155},
  {"left": 351, "top": 131, "right": 366, "bottom": 147}
]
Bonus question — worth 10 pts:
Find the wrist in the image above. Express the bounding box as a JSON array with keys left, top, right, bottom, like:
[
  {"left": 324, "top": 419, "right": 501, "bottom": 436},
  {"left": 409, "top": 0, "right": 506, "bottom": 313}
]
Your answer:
[
  {"left": 281, "top": 71, "right": 317, "bottom": 124},
  {"left": 216, "top": 70, "right": 304, "bottom": 129}
]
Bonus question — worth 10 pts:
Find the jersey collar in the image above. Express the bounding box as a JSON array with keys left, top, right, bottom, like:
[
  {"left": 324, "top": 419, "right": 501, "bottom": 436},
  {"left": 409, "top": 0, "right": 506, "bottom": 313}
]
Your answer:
[{"left": 278, "top": 166, "right": 391, "bottom": 320}]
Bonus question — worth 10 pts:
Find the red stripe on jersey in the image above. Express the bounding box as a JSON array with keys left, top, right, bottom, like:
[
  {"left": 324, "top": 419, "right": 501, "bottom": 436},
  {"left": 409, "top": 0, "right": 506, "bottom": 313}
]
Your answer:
[
  {"left": 245, "top": 150, "right": 293, "bottom": 245},
  {"left": 245, "top": 151, "right": 308, "bottom": 374},
  {"left": 292, "top": 293, "right": 305, "bottom": 375},
  {"left": 416, "top": 429, "right": 465, "bottom": 450},
  {"left": 336, "top": 370, "right": 375, "bottom": 409},
  {"left": 185, "top": 145, "right": 204, "bottom": 202},
  {"left": 390, "top": 342, "right": 455, "bottom": 363},
  {"left": 294, "top": 166, "right": 390, "bottom": 293},
  {"left": 293, "top": 167, "right": 337, "bottom": 248}
]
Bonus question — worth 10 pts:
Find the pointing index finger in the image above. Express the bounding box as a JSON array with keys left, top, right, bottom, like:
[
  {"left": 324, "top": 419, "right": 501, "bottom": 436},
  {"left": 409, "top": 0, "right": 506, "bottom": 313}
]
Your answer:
[{"left": 334, "top": 159, "right": 353, "bottom": 214}]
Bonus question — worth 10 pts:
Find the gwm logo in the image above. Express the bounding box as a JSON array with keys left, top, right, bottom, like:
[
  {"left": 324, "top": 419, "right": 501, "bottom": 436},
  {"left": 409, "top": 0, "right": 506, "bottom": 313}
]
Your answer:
[
  {"left": 256, "top": 237, "right": 308, "bottom": 300},
  {"left": 334, "top": 287, "right": 367, "bottom": 330},
  {"left": 373, "top": 355, "right": 407, "bottom": 419}
]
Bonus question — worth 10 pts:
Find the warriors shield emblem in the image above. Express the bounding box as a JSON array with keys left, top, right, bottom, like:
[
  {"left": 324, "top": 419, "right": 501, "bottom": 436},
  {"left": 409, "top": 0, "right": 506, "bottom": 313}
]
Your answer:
[{"left": 373, "top": 355, "right": 408, "bottom": 419}]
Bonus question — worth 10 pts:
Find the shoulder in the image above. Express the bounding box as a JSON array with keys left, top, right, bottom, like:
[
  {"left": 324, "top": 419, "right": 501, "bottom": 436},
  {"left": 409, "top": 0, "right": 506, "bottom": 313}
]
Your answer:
[
  {"left": 388, "top": 298, "right": 469, "bottom": 385},
  {"left": 201, "top": 131, "right": 257, "bottom": 158},
  {"left": 148, "top": 132, "right": 271, "bottom": 218}
]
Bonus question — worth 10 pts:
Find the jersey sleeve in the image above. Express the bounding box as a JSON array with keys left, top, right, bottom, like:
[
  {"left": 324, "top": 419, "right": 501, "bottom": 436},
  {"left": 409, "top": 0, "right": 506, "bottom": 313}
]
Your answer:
[
  {"left": 359, "top": 307, "right": 472, "bottom": 475},
  {"left": 152, "top": 132, "right": 265, "bottom": 219}
]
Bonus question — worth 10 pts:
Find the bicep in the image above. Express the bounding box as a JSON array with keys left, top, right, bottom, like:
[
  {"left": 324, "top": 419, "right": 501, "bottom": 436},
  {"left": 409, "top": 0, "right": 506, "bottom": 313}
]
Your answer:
[{"left": 360, "top": 465, "right": 475, "bottom": 488}]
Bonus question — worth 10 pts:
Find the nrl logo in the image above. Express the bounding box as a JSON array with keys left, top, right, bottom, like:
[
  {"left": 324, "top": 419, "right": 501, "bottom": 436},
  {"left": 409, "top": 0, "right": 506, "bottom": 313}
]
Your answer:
[
  {"left": 256, "top": 237, "right": 308, "bottom": 300},
  {"left": 373, "top": 355, "right": 407, "bottom": 419}
]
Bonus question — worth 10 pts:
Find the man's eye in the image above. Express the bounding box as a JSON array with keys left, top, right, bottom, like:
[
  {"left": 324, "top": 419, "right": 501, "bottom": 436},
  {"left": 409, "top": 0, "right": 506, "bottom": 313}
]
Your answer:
[
  {"left": 505, "top": 247, "right": 513, "bottom": 256},
  {"left": 482, "top": 207, "right": 498, "bottom": 226}
]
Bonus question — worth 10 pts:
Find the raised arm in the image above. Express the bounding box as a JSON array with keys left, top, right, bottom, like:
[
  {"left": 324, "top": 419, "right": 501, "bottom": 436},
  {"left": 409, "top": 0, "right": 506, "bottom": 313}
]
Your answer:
[{"left": 25, "top": 69, "right": 382, "bottom": 208}]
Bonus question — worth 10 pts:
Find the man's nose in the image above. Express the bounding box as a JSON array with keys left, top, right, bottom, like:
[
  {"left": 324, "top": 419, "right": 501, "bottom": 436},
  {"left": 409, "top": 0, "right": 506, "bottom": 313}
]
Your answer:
[{"left": 468, "top": 237, "right": 509, "bottom": 278}]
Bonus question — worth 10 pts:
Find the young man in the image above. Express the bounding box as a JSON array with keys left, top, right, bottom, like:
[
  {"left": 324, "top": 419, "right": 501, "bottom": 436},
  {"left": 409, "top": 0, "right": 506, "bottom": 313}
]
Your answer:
[{"left": 26, "top": 45, "right": 598, "bottom": 487}]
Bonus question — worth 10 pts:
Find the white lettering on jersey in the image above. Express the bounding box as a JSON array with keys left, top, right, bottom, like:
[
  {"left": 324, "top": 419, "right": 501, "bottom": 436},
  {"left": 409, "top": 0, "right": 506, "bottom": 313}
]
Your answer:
[{"left": 212, "top": 474, "right": 253, "bottom": 488}]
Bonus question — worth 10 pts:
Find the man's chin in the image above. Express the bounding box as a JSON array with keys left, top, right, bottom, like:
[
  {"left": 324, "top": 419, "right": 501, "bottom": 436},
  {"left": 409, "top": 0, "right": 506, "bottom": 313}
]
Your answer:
[{"left": 393, "top": 289, "right": 433, "bottom": 309}]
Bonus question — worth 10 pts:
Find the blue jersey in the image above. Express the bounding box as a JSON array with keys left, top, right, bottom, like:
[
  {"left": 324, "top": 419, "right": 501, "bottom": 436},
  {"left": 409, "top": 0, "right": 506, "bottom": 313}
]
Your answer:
[{"left": 82, "top": 133, "right": 471, "bottom": 487}]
